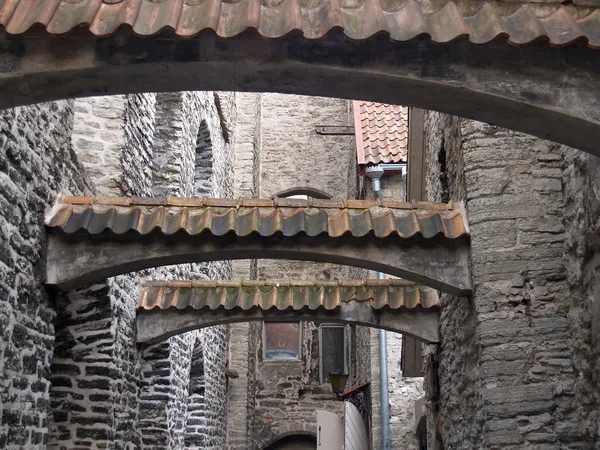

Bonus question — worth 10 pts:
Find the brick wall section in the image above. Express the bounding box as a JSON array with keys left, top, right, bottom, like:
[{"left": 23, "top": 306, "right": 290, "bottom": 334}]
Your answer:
[
  {"left": 425, "top": 112, "right": 586, "bottom": 448},
  {"left": 0, "top": 101, "right": 94, "bottom": 449}
]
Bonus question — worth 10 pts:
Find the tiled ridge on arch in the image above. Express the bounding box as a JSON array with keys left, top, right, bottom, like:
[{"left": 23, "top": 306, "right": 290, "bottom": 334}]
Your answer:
[
  {"left": 1, "top": 0, "right": 599, "bottom": 48},
  {"left": 45, "top": 195, "right": 469, "bottom": 239},
  {"left": 138, "top": 279, "right": 441, "bottom": 311}
]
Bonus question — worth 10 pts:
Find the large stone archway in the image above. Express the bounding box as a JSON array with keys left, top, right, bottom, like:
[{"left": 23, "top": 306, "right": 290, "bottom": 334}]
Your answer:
[
  {"left": 136, "top": 279, "right": 441, "bottom": 344},
  {"left": 1, "top": 1, "right": 600, "bottom": 154},
  {"left": 44, "top": 195, "right": 472, "bottom": 295}
]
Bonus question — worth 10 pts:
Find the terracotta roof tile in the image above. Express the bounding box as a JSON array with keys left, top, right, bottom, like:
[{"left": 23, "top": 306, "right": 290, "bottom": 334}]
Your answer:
[
  {"left": 354, "top": 101, "right": 408, "bottom": 165},
  {"left": 0, "top": 0, "right": 598, "bottom": 48},
  {"left": 138, "top": 279, "right": 440, "bottom": 311},
  {"left": 45, "top": 195, "right": 468, "bottom": 239}
]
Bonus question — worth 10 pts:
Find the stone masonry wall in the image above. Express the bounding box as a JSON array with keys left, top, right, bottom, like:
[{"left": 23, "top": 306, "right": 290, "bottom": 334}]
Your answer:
[
  {"left": 388, "top": 332, "right": 424, "bottom": 450},
  {"left": 258, "top": 94, "right": 355, "bottom": 199},
  {"left": 227, "top": 92, "right": 261, "bottom": 450},
  {"left": 425, "top": 112, "right": 587, "bottom": 448},
  {"left": 49, "top": 93, "right": 158, "bottom": 450},
  {"left": 561, "top": 148, "right": 600, "bottom": 445},
  {"left": 46, "top": 90, "right": 234, "bottom": 450},
  {"left": 72, "top": 97, "right": 127, "bottom": 196},
  {"left": 0, "top": 101, "right": 95, "bottom": 449}
]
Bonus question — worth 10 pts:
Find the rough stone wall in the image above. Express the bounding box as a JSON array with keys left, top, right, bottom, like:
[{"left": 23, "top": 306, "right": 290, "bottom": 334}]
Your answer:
[
  {"left": 258, "top": 94, "right": 355, "bottom": 199},
  {"left": 123, "top": 94, "right": 156, "bottom": 197},
  {"left": 139, "top": 90, "right": 233, "bottom": 450},
  {"left": 0, "top": 100, "right": 94, "bottom": 449},
  {"left": 368, "top": 329, "right": 424, "bottom": 450},
  {"left": 425, "top": 112, "right": 586, "bottom": 449},
  {"left": 257, "top": 94, "right": 359, "bottom": 282},
  {"left": 253, "top": 322, "right": 345, "bottom": 449},
  {"left": 72, "top": 97, "right": 127, "bottom": 196},
  {"left": 561, "top": 148, "right": 600, "bottom": 445},
  {"left": 387, "top": 332, "right": 424, "bottom": 450}
]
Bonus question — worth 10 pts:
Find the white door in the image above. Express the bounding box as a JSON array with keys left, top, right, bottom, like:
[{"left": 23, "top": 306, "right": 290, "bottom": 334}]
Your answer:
[
  {"left": 316, "top": 410, "right": 344, "bottom": 450},
  {"left": 344, "top": 402, "right": 369, "bottom": 450}
]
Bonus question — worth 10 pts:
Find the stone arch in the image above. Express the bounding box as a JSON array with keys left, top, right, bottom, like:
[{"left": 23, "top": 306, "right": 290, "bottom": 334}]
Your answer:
[
  {"left": 259, "top": 423, "right": 318, "bottom": 450},
  {"left": 137, "top": 305, "right": 439, "bottom": 345},
  {"left": 2, "top": 32, "right": 600, "bottom": 156},
  {"left": 274, "top": 187, "right": 332, "bottom": 200},
  {"left": 194, "top": 119, "right": 213, "bottom": 197}
]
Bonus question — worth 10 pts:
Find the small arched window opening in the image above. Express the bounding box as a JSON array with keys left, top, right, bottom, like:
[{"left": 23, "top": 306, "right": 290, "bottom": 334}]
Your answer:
[
  {"left": 188, "top": 341, "right": 205, "bottom": 397},
  {"left": 273, "top": 187, "right": 332, "bottom": 200},
  {"left": 194, "top": 119, "right": 213, "bottom": 197}
]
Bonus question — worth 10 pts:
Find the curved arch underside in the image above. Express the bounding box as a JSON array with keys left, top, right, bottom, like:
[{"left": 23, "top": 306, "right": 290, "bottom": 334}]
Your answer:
[
  {"left": 137, "top": 303, "right": 440, "bottom": 344},
  {"left": 47, "top": 232, "right": 471, "bottom": 295},
  {"left": 1, "top": 33, "right": 600, "bottom": 155}
]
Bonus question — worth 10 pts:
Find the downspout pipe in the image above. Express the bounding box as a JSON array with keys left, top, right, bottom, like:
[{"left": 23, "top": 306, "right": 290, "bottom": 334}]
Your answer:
[{"left": 365, "top": 163, "right": 407, "bottom": 450}]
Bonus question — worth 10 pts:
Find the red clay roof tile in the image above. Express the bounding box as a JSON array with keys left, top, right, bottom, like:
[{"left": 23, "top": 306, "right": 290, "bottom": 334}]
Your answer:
[
  {"left": 0, "top": 0, "right": 598, "bottom": 48},
  {"left": 354, "top": 101, "right": 409, "bottom": 165},
  {"left": 138, "top": 279, "right": 441, "bottom": 311},
  {"left": 45, "top": 195, "right": 469, "bottom": 239}
]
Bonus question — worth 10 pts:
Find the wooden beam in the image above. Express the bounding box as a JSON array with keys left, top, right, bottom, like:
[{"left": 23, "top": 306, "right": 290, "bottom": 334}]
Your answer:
[
  {"left": 407, "top": 108, "right": 426, "bottom": 202},
  {"left": 315, "top": 125, "right": 356, "bottom": 135}
]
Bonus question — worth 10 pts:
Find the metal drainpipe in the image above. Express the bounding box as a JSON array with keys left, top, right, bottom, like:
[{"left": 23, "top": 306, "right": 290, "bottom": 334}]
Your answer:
[{"left": 365, "top": 163, "right": 407, "bottom": 450}]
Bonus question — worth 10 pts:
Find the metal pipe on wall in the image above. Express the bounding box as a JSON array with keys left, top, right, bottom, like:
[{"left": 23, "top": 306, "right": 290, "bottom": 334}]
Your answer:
[{"left": 365, "top": 163, "right": 406, "bottom": 450}]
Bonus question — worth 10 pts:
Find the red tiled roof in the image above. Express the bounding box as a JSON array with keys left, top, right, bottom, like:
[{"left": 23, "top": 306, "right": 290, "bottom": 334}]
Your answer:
[
  {"left": 0, "top": 0, "right": 598, "bottom": 48},
  {"left": 354, "top": 101, "right": 408, "bottom": 165}
]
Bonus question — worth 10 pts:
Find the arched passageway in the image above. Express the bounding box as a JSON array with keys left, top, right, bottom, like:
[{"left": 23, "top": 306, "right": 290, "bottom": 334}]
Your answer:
[
  {"left": 44, "top": 195, "right": 471, "bottom": 295},
  {"left": 1, "top": 2, "right": 600, "bottom": 155},
  {"left": 264, "top": 435, "right": 317, "bottom": 450}
]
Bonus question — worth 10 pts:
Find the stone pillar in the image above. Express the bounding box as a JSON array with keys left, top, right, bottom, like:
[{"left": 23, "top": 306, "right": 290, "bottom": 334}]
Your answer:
[
  {"left": 226, "top": 92, "right": 261, "bottom": 450},
  {"left": 424, "top": 112, "right": 585, "bottom": 448}
]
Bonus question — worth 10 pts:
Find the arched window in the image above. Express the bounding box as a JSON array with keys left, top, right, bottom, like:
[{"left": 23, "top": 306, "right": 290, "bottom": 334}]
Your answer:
[{"left": 273, "top": 187, "right": 332, "bottom": 200}]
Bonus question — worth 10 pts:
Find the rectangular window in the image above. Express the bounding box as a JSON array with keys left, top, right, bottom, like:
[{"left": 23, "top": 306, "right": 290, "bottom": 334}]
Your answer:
[
  {"left": 320, "top": 324, "right": 347, "bottom": 384},
  {"left": 263, "top": 323, "right": 301, "bottom": 360}
]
